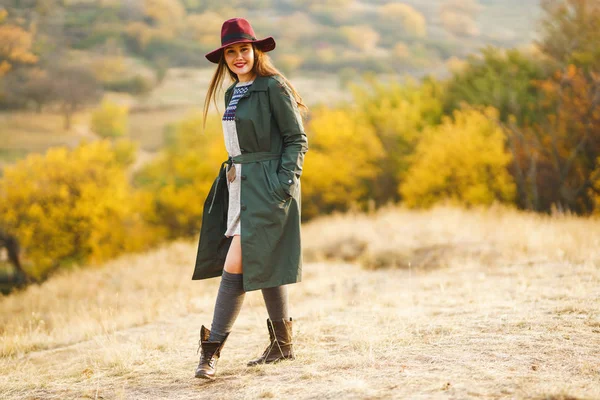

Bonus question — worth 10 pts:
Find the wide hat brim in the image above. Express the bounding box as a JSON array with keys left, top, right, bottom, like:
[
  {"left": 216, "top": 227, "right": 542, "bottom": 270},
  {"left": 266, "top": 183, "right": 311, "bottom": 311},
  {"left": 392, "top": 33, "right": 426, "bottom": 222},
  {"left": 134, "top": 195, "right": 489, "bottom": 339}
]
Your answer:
[{"left": 205, "top": 37, "right": 276, "bottom": 64}]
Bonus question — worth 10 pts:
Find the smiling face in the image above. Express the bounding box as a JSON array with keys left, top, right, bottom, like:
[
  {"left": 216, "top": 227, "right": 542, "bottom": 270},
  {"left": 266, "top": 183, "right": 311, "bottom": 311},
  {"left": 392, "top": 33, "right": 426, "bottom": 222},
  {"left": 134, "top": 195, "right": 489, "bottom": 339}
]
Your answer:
[{"left": 224, "top": 42, "right": 256, "bottom": 82}]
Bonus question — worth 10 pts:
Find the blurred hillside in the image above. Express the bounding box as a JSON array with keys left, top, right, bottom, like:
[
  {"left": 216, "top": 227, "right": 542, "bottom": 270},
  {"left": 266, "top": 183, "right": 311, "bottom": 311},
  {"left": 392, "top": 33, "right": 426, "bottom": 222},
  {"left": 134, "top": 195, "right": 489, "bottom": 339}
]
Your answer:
[
  {"left": 0, "top": 0, "right": 541, "bottom": 80},
  {"left": 0, "top": 0, "right": 544, "bottom": 159}
]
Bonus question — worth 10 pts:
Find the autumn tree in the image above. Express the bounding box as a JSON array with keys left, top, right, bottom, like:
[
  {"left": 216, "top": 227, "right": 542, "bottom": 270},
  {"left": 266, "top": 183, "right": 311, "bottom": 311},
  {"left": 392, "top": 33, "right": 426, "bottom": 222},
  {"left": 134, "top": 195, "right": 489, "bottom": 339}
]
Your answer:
[
  {"left": 0, "top": 140, "right": 155, "bottom": 280},
  {"left": 443, "top": 47, "right": 550, "bottom": 210},
  {"left": 351, "top": 76, "right": 445, "bottom": 205},
  {"left": 301, "top": 106, "right": 384, "bottom": 219},
  {"left": 445, "top": 47, "right": 547, "bottom": 125},
  {"left": 0, "top": 9, "right": 38, "bottom": 78},
  {"left": 400, "top": 108, "right": 516, "bottom": 208},
  {"left": 49, "top": 64, "right": 102, "bottom": 130},
  {"left": 1, "top": 67, "right": 55, "bottom": 112},
  {"left": 506, "top": 67, "right": 600, "bottom": 213},
  {"left": 0, "top": 8, "right": 38, "bottom": 105},
  {"left": 134, "top": 113, "right": 227, "bottom": 238},
  {"left": 537, "top": 0, "right": 600, "bottom": 73},
  {"left": 503, "top": 0, "right": 600, "bottom": 212}
]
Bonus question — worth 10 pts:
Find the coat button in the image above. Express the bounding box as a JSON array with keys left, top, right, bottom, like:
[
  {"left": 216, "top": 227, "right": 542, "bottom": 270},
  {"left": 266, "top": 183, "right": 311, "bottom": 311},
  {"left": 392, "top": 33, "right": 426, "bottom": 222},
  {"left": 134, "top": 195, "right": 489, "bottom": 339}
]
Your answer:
[
  {"left": 241, "top": 175, "right": 247, "bottom": 180},
  {"left": 240, "top": 148, "right": 245, "bottom": 153},
  {"left": 241, "top": 205, "right": 247, "bottom": 211},
  {"left": 235, "top": 117, "right": 239, "bottom": 122},
  {"left": 288, "top": 179, "right": 292, "bottom": 183}
]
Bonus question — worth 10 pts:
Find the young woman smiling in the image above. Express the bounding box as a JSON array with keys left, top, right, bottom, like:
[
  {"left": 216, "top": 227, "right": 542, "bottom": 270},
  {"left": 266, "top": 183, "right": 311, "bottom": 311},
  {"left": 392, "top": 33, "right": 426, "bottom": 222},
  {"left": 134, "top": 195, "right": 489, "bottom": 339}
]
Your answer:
[{"left": 191, "top": 18, "right": 309, "bottom": 380}]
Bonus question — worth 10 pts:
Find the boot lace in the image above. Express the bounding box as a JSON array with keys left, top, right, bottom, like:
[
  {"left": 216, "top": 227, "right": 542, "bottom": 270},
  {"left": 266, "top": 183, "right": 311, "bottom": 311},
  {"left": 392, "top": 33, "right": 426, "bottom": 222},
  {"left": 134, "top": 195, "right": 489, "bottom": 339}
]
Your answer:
[{"left": 265, "top": 319, "right": 291, "bottom": 359}]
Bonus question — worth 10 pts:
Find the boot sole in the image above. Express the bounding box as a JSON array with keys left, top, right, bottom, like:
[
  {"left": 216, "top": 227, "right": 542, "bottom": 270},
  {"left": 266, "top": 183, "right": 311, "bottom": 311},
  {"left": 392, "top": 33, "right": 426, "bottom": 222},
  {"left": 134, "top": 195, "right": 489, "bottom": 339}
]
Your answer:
[
  {"left": 247, "top": 356, "right": 295, "bottom": 367},
  {"left": 195, "top": 371, "right": 216, "bottom": 380}
]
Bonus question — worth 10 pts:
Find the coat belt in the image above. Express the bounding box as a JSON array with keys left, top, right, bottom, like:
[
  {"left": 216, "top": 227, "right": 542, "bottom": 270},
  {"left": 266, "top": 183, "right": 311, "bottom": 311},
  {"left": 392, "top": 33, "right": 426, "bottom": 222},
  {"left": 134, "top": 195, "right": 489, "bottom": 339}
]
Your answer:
[
  {"left": 208, "top": 152, "right": 281, "bottom": 214},
  {"left": 231, "top": 152, "right": 281, "bottom": 164}
]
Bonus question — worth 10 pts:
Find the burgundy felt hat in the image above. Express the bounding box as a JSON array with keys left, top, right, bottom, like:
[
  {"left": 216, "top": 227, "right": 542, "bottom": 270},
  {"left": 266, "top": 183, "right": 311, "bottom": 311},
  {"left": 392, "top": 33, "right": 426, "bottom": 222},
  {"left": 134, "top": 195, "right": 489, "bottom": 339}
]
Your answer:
[{"left": 205, "top": 18, "right": 276, "bottom": 64}]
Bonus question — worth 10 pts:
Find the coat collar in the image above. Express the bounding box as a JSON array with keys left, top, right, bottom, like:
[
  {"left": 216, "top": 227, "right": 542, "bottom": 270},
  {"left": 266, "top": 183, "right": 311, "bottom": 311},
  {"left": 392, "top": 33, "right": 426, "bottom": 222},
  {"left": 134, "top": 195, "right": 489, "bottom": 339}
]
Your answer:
[{"left": 225, "top": 75, "right": 270, "bottom": 97}]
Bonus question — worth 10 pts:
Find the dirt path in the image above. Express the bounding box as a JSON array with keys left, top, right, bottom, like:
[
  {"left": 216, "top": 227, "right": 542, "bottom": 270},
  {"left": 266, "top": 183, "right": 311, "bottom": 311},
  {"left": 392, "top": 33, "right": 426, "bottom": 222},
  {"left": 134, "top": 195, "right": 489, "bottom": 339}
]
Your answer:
[{"left": 2, "top": 259, "right": 599, "bottom": 400}]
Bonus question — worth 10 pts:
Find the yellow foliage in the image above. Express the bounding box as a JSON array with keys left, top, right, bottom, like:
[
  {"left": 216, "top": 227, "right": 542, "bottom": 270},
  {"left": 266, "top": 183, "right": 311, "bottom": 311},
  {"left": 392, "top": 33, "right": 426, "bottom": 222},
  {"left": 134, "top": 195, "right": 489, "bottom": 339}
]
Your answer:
[
  {"left": 400, "top": 107, "right": 516, "bottom": 208},
  {"left": 112, "top": 138, "right": 138, "bottom": 168},
  {"left": 90, "top": 100, "right": 129, "bottom": 139},
  {"left": 301, "top": 107, "right": 385, "bottom": 219},
  {"left": 134, "top": 113, "right": 227, "bottom": 238},
  {"left": 0, "top": 140, "right": 158, "bottom": 279},
  {"left": 350, "top": 78, "right": 445, "bottom": 203},
  {"left": 0, "top": 23, "right": 38, "bottom": 77}
]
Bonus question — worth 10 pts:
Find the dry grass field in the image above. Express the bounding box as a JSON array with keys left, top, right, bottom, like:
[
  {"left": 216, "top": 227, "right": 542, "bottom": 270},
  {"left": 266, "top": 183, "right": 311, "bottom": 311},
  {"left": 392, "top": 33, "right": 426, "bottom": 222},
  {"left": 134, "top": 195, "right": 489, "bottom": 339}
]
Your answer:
[
  {"left": 0, "top": 112, "right": 86, "bottom": 168},
  {"left": 1, "top": 206, "right": 599, "bottom": 399}
]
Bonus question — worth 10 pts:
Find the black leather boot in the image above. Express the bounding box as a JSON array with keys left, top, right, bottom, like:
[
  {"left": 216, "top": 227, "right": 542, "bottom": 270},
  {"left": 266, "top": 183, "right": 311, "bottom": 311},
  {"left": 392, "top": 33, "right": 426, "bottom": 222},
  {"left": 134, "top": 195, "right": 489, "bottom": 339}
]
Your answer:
[
  {"left": 195, "top": 325, "right": 229, "bottom": 379},
  {"left": 247, "top": 318, "right": 295, "bottom": 366}
]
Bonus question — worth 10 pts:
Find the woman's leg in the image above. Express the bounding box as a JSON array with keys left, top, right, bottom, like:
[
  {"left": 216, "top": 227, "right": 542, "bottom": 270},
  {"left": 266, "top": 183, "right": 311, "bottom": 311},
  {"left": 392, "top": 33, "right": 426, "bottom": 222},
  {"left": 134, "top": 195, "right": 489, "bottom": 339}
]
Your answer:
[
  {"left": 247, "top": 285, "right": 294, "bottom": 366},
  {"left": 261, "top": 285, "right": 289, "bottom": 321},
  {"left": 223, "top": 234, "right": 243, "bottom": 274},
  {"left": 208, "top": 235, "right": 244, "bottom": 341}
]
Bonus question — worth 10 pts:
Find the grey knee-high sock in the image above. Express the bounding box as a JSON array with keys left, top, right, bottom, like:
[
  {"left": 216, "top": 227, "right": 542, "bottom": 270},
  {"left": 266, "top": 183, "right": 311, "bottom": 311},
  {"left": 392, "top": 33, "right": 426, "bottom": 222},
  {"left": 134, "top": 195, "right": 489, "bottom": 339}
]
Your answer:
[
  {"left": 261, "top": 285, "right": 289, "bottom": 321},
  {"left": 208, "top": 270, "right": 245, "bottom": 342}
]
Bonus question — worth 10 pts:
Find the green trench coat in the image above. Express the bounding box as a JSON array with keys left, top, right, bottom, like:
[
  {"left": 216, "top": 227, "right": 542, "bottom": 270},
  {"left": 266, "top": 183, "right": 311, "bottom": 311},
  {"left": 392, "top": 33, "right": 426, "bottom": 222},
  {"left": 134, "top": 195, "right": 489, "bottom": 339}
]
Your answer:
[{"left": 191, "top": 75, "right": 309, "bottom": 292}]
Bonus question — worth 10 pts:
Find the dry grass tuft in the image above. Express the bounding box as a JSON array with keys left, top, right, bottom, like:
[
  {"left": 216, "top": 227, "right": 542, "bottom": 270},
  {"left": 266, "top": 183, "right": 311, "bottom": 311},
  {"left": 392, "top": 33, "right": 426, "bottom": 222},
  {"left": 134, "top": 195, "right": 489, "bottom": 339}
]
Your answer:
[
  {"left": 536, "top": 395, "right": 588, "bottom": 400},
  {"left": 304, "top": 236, "right": 369, "bottom": 263},
  {"left": 302, "top": 204, "right": 600, "bottom": 270}
]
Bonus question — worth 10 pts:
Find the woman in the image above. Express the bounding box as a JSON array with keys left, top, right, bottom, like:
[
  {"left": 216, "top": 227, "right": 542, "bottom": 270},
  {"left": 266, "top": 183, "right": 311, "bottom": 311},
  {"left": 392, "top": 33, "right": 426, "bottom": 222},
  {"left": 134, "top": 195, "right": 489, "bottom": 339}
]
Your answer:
[{"left": 191, "top": 17, "right": 308, "bottom": 380}]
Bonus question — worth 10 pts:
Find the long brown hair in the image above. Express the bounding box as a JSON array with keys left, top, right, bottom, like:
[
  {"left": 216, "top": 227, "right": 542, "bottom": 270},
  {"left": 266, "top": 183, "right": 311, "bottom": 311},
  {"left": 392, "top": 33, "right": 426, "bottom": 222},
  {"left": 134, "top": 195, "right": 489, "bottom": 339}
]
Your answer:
[{"left": 202, "top": 45, "right": 307, "bottom": 129}]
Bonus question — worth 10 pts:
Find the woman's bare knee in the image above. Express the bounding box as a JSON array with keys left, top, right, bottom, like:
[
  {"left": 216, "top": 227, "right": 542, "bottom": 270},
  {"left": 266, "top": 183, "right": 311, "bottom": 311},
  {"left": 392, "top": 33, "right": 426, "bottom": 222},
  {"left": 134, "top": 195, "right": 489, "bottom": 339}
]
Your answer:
[{"left": 224, "top": 235, "right": 243, "bottom": 274}]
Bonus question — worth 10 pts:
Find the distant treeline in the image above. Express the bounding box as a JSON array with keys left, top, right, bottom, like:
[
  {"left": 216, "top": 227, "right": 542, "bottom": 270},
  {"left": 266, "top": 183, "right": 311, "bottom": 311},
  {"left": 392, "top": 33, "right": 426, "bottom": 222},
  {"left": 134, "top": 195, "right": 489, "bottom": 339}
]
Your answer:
[{"left": 0, "top": 0, "right": 598, "bottom": 287}]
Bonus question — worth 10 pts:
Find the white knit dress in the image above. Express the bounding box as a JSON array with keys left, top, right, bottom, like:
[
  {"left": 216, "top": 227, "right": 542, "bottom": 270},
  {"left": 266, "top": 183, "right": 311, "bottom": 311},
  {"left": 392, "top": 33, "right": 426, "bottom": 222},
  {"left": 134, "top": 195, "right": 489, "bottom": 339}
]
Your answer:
[{"left": 222, "top": 80, "right": 253, "bottom": 237}]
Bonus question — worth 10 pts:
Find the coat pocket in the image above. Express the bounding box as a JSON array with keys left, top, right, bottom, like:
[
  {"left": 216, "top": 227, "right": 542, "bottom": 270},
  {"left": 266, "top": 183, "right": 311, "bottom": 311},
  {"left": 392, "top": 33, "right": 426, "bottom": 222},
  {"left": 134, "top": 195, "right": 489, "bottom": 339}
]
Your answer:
[{"left": 262, "top": 163, "right": 290, "bottom": 202}]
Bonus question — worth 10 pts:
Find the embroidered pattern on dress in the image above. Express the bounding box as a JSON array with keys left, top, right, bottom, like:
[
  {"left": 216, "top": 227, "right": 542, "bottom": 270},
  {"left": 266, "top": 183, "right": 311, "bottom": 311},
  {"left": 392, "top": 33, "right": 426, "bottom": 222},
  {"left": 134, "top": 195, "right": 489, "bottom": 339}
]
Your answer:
[
  {"left": 221, "top": 81, "right": 252, "bottom": 237},
  {"left": 223, "top": 86, "right": 250, "bottom": 121}
]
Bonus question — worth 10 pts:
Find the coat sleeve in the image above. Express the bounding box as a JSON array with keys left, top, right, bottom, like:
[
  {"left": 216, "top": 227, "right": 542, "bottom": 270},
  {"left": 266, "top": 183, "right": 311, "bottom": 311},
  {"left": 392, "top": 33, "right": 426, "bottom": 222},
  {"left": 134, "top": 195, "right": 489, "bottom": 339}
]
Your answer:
[{"left": 268, "top": 77, "right": 309, "bottom": 197}]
